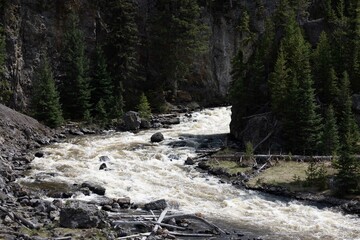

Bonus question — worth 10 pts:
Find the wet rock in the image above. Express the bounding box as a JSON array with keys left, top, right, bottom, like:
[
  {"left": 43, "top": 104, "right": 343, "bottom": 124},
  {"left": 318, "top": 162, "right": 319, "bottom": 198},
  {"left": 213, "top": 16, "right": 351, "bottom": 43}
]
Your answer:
[
  {"left": 81, "top": 182, "right": 106, "bottom": 196},
  {"left": 117, "top": 197, "right": 131, "bottom": 208},
  {"left": 81, "top": 128, "right": 96, "bottom": 134},
  {"left": 99, "top": 163, "right": 107, "bottom": 170},
  {"left": 99, "top": 156, "right": 110, "bottom": 162},
  {"left": 342, "top": 201, "right": 360, "bottom": 214},
  {"left": 60, "top": 201, "right": 108, "bottom": 228},
  {"left": 80, "top": 187, "right": 91, "bottom": 196},
  {"left": 184, "top": 157, "right": 195, "bottom": 165},
  {"left": 141, "top": 119, "right": 151, "bottom": 129},
  {"left": 123, "top": 111, "right": 141, "bottom": 131},
  {"left": 197, "top": 161, "right": 210, "bottom": 170},
  {"left": 34, "top": 151, "right": 44, "bottom": 158},
  {"left": 151, "top": 132, "right": 164, "bottom": 143},
  {"left": 102, "top": 205, "right": 112, "bottom": 211},
  {"left": 144, "top": 199, "right": 168, "bottom": 210},
  {"left": 69, "top": 130, "right": 85, "bottom": 136}
]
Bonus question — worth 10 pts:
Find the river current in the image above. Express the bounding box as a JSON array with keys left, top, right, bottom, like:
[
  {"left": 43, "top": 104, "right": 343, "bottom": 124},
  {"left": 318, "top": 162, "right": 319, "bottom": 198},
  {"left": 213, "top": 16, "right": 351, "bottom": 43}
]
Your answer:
[{"left": 20, "top": 107, "right": 360, "bottom": 239}]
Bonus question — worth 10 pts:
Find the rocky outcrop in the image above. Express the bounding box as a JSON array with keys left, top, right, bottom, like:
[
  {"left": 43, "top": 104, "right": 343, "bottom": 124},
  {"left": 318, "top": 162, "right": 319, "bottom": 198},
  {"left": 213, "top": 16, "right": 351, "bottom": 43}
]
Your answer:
[
  {"left": 123, "top": 111, "right": 141, "bottom": 131},
  {"left": 60, "top": 201, "right": 108, "bottom": 228}
]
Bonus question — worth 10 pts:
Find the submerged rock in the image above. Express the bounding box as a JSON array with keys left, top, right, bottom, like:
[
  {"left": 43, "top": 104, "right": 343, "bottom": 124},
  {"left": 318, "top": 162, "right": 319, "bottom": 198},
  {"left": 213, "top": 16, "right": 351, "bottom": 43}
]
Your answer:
[
  {"left": 151, "top": 132, "right": 164, "bottom": 143},
  {"left": 60, "top": 201, "right": 107, "bottom": 228}
]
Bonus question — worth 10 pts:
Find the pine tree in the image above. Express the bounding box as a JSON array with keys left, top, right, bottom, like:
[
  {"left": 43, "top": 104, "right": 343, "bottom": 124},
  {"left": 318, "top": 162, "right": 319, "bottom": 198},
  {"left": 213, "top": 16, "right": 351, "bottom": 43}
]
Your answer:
[
  {"left": 104, "top": 0, "right": 140, "bottom": 114},
  {"left": 312, "top": 31, "right": 333, "bottom": 103},
  {"left": 60, "top": 13, "right": 90, "bottom": 120},
  {"left": 31, "top": 55, "right": 63, "bottom": 128},
  {"left": 335, "top": 72, "right": 359, "bottom": 193},
  {"left": 269, "top": 44, "right": 289, "bottom": 115},
  {"left": 137, "top": 93, "right": 151, "bottom": 120},
  {"left": 281, "top": 12, "right": 323, "bottom": 154},
  {"left": 90, "top": 45, "right": 113, "bottom": 120},
  {"left": 321, "top": 105, "right": 340, "bottom": 155},
  {"left": 149, "top": 0, "right": 208, "bottom": 99}
]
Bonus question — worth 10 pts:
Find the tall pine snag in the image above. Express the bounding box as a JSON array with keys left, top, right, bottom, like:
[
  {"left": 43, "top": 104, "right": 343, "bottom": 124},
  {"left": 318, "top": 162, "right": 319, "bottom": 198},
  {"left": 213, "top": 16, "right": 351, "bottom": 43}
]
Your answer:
[
  {"left": 60, "top": 13, "right": 90, "bottom": 120},
  {"left": 31, "top": 55, "right": 63, "bottom": 128},
  {"left": 149, "top": 0, "right": 208, "bottom": 99}
]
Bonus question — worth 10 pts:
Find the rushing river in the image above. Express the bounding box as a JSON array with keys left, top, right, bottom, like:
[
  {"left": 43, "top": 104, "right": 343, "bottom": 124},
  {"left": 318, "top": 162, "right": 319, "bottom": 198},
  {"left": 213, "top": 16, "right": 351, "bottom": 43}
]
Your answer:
[{"left": 20, "top": 107, "right": 360, "bottom": 239}]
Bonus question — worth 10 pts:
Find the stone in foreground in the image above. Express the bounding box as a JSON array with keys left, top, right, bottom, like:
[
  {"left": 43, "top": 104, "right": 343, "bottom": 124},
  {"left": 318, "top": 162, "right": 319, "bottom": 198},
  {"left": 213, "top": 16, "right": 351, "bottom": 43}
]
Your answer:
[{"left": 60, "top": 201, "right": 107, "bottom": 228}]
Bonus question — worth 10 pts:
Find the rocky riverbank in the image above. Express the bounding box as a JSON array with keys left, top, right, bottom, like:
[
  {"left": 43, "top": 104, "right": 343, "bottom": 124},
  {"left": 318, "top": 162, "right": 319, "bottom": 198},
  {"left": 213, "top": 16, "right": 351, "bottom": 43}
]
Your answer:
[{"left": 0, "top": 104, "right": 263, "bottom": 240}]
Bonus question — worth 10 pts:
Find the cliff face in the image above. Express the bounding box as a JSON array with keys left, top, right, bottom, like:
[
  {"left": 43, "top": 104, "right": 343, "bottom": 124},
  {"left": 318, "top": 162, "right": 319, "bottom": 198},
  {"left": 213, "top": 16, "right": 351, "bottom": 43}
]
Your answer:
[
  {"left": 2, "top": 0, "right": 98, "bottom": 111},
  {"left": 0, "top": 0, "right": 265, "bottom": 112}
]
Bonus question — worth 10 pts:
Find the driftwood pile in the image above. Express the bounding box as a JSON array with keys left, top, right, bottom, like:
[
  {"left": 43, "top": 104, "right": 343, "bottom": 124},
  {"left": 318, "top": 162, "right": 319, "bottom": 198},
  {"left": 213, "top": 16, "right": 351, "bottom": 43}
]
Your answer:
[{"left": 110, "top": 208, "right": 226, "bottom": 239}]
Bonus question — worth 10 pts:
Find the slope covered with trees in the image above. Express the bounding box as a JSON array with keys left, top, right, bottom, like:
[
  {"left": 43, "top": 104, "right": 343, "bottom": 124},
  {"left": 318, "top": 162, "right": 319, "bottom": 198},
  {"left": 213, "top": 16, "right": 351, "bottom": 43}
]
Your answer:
[{"left": 230, "top": 0, "right": 360, "bottom": 193}]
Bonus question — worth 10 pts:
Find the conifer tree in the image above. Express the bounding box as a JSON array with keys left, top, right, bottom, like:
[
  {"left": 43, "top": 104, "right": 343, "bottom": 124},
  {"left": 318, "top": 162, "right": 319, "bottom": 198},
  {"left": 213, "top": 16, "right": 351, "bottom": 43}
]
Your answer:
[
  {"left": 60, "top": 13, "right": 90, "bottom": 120},
  {"left": 321, "top": 105, "right": 340, "bottom": 155},
  {"left": 281, "top": 12, "right": 323, "bottom": 154},
  {"left": 137, "top": 93, "right": 151, "bottom": 120},
  {"left": 335, "top": 73, "right": 360, "bottom": 193},
  {"left": 31, "top": 55, "right": 63, "bottom": 128},
  {"left": 312, "top": 32, "right": 333, "bottom": 103},
  {"left": 149, "top": 0, "right": 208, "bottom": 98},
  {"left": 269, "top": 44, "right": 288, "bottom": 115},
  {"left": 90, "top": 45, "right": 113, "bottom": 121},
  {"left": 104, "top": 0, "right": 140, "bottom": 114}
]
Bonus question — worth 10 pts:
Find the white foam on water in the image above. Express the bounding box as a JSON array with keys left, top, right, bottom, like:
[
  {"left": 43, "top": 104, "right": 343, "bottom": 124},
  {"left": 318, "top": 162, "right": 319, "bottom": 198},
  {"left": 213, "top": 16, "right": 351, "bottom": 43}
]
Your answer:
[{"left": 19, "top": 107, "right": 360, "bottom": 239}]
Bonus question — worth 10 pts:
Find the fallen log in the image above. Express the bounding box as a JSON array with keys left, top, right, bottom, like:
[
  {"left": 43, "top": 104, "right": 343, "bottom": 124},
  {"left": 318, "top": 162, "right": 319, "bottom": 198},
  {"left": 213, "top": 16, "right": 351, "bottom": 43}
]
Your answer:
[
  {"left": 167, "top": 231, "right": 214, "bottom": 237},
  {"left": 163, "top": 214, "right": 225, "bottom": 234},
  {"left": 147, "top": 207, "right": 169, "bottom": 239},
  {"left": 211, "top": 154, "right": 336, "bottom": 162},
  {"left": 117, "top": 233, "right": 151, "bottom": 239}
]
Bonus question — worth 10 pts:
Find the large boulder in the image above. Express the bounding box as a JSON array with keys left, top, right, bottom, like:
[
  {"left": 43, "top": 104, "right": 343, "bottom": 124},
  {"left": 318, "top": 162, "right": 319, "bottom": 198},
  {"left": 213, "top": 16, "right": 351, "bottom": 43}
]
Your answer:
[
  {"left": 151, "top": 132, "right": 164, "bottom": 143},
  {"left": 81, "top": 182, "right": 106, "bottom": 196},
  {"left": 60, "top": 201, "right": 107, "bottom": 228},
  {"left": 123, "top": 111, "right": 141, "bottom": 131}
]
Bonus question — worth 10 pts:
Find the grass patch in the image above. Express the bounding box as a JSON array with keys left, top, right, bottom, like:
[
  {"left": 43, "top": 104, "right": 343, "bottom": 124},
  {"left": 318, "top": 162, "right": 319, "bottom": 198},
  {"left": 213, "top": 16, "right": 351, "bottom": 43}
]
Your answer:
[
  {"left": 206, "top": 159, "right": 251, "bottom": 176},
  {"left": 21, "top": 227, "right": 108, "bottom": 240},
  {"left": 248, "top": 161, "right": 337, "bottom": 193}
]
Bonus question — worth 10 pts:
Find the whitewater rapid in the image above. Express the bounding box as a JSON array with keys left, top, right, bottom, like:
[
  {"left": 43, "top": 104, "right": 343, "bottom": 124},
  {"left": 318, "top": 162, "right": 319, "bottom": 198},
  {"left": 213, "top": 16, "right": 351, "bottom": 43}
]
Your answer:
[{"left": 20, "top": 107, "right": 360, "bottom": 239}]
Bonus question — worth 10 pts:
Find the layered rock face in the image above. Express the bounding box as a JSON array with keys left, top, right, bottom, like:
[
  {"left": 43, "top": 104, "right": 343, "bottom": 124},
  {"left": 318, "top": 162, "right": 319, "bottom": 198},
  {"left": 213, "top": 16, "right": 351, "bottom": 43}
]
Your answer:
[{"left": 0, "top": 0, "right": 262, "bottom": 111}]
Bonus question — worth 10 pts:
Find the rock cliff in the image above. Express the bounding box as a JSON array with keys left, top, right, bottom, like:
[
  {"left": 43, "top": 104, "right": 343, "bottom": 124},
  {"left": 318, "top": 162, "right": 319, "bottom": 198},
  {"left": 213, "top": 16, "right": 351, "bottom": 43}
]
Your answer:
[{"left": 0, "top": 0, "right": 273, "bottom": 111}]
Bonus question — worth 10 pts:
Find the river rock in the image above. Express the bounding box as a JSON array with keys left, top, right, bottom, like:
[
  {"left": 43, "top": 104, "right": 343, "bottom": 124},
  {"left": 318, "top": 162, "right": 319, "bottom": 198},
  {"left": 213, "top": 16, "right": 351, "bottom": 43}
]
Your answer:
[
  {"left": 99, "top": 156, "right": 110, "bottom": 162},
  {"left": 184, "top": 157, "right": 195, "bottom": 165},
  {"left": 99, "top": 163, "right": 107, "bottom": 170},
  {"left": 151, "top": 132, "right": 164, "bottom": 143},
  {"left": 60, "top": 201, "right": 107, "bottom": 228},
  {"left": 144, "top": 199, "right": 168, "bottom": 210},
  {"left": 141, "top": 119, "right": 151, "bottom": 129},
  {"left": 34, "top": 151, "right": 44, "bottom": 158},
  {"left": 123, "top": 111, "right": 141, "bottom": 131},
  {"left": 81, "top": 182, "right": 106, "bottom": 195}
]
